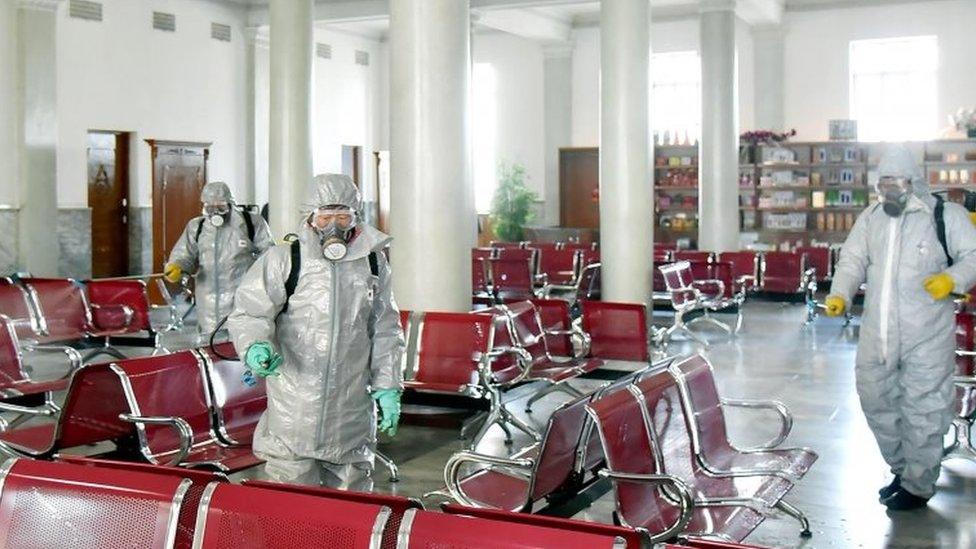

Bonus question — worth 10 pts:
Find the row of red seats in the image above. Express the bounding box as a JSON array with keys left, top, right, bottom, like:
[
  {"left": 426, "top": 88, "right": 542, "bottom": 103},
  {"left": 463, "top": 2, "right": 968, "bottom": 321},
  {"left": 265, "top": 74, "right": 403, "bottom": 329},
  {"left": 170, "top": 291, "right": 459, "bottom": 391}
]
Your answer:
[
  {"left": 473, "top": 246, "right": 600, "bottom": 302},
  {"left": 439, "top": 354, "right": 815, "bottom": 544},
  {"left": 657, "top": 250, "right": 823, "bottom": 297}
]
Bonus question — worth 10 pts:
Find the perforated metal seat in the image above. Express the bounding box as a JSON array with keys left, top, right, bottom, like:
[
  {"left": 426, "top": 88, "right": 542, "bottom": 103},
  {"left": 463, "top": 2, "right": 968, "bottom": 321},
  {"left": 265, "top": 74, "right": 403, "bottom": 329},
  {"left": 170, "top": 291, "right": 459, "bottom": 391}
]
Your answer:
[{"left": 580, "top": 300, "right": 652, "bottom": 362}]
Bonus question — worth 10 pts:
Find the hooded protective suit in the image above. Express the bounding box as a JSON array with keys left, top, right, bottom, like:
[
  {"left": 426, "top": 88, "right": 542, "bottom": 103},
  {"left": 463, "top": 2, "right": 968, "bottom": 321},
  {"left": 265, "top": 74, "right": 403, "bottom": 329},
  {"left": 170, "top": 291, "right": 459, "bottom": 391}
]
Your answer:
[
  {"left": 830, "top": 146, "right": 976, "bottom": 498},
  {"left": 226, "top": 174, "right": 404, "bottom": 489},
  {"left": 167, "top": 182, "right": 274, "bottom": 336}
]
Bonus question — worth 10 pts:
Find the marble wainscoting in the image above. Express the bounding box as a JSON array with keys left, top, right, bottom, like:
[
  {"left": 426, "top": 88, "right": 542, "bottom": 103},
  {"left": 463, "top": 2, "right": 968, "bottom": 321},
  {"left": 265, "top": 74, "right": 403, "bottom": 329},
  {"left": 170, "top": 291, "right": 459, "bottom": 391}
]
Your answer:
[
  {"left": 57, "top": 208, "right": 92, "bottom": 280},
  {"left": 0, "top": 209, "right": 19, "bottom": 275},
  {"left": 128, "top": 207, "right": 153, "bottom": 275}
]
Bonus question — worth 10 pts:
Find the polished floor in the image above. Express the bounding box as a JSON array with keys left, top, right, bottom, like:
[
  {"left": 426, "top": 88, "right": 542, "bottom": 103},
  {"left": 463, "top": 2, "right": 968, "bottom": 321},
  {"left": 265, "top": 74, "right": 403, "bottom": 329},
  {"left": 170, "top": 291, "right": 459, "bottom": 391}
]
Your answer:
[{"left": 15, "top": 300, "right": 976, "bottom": 548}]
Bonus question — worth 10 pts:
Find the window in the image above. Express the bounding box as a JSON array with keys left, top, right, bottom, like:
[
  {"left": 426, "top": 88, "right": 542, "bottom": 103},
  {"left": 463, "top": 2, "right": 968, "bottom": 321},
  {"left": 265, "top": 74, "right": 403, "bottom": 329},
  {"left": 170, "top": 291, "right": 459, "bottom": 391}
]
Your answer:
[
  {"left": 850, "top": 36, "right": 938, "bottom": 141},
  {"left": 652, "top": 51, "right": 701, "bottom": 144},
  {"left": 473, "top": 63, "right": 497, "bottom": 214}
]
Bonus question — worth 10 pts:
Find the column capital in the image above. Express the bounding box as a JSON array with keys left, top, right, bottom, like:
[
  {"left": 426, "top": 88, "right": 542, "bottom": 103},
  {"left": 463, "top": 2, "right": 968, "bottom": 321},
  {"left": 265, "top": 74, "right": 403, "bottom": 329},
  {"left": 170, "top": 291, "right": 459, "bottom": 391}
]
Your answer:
[
  {"left": 17, "top": 0, "right": 62, "bottom": 12},
  {"left": 542, "top": 42, "right": 574, "bottom": 60},
  {"left": 699, "top": 0, "right": 736, "bottom": 14},
  {"left": 244, "top": 26, "right": 270, "bottom": 48}
]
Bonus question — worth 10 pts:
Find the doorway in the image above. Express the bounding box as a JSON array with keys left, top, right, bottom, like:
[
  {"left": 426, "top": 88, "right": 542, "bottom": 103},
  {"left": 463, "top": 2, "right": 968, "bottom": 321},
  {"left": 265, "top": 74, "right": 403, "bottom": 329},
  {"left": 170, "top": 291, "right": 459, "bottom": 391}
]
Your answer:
[
  {"left": 342, "top": 145, "right": 362, "bottom": 187},
  {"left": 88, "top": 131, "right": 130, "bottom": 278}
]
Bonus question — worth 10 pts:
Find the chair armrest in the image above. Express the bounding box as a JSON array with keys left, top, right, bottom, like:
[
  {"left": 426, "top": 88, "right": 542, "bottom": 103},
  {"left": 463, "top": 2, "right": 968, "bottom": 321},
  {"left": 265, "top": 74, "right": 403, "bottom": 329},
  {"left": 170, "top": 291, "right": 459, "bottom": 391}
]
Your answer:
[
  {"left": 720, "top": 397, "right": 793, "bottom": 450},
  {"left": 691, "top": 279, "right": 726, "bottom": 299},
  {"left": 545, "top": 327, "right": 592, "bottom": 359},
  {"left": 119, "top": 413, "right": 193, "bottom": 466},
  {"left": 21, "top": 343, "right": 82, "bottom": 376},
  {"left": 482, "top": 347, "right": 533, "bottom": 386},
  {"left": 0, "top": 400, "right": 60, "bottom": 417},
  {"left": 596, "top": 469, "right": 693, "bottom": 542},
  {"left": 444, "top": 450, "right": 535, "bottom": 508},
  {"left": 954, "top": 375, "right": 976, "bottom": 386}
]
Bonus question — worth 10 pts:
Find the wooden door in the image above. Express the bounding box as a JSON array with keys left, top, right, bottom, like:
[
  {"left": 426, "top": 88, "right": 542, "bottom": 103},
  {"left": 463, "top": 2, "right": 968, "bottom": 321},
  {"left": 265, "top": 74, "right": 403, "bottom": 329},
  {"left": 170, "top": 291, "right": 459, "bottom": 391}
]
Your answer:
[
  {"left": 88, "top": 131, "right": 130, "bottom": 277},
  {"left": 559, "top": 147, "right": 600, "bottom": 229},
  {"left": 375, "top": 150, "right": 390, "bottom": 232},
  {"left": 342, "top": 145, "right": 362, "bottom": 187},
  {"left": 148, "top": 140, "right": 210, "bottom": 302}
]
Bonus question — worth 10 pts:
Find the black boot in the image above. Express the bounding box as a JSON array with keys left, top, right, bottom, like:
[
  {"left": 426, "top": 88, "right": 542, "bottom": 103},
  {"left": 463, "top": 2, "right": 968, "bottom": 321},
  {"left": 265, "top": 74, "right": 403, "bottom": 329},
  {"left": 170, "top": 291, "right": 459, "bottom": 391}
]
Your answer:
[
  {"left": 884, "top": 488, "right": 929, "bottom": 511},
  {"left": 878, "top": 475, "right": 901, "bottom": 501}
]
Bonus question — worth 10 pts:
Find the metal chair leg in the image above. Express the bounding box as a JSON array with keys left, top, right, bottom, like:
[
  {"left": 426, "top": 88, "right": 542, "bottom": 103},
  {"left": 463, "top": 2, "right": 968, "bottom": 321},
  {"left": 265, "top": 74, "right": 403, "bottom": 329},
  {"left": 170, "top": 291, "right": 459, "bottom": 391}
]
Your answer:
[
  {"left": 944, "top": 418, "right": 976, "bottom": 463},
  {"left": 375, "top": 450, "right": 400, "bottom": 483},
  {"left": 775, "top": 499, "right": 812, "bottom": 537}
]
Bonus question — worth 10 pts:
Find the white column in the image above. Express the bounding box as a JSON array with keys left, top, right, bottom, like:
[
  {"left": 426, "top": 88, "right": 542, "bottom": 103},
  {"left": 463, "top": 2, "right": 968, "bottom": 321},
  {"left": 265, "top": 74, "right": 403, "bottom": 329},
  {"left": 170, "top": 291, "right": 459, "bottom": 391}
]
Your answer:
[
  {"left": 752, "top": 25, "right": 784, "bottom": 131},
  {"left": 243, "top": 27, "right": 260, "bottom": 205},
  {"left": 543, "top": 44, "right": 573, "bottom": 228},
  {"left": 698, "top": 0, "right": 740, "bottom": 252},
  {"left": 268, "top": 0, "right": 313, "bottom": 238},
  {"left": 389, "top": 0, "right": 473, "bottom": 312},
  {"left": 599, "top": 0, "right": 652, "bottom": 304},
  {"left": 17, "top": 0, "right": 61, "bottom": 276},
  {"left": 0, "top": 0, "right": 18, "bottom": 208}
]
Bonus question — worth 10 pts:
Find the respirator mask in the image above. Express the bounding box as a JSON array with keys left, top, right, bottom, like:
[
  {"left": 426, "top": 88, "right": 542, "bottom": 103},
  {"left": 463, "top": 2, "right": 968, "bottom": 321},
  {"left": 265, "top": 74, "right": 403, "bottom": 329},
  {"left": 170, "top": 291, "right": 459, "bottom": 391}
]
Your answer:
[
  {"left": 203, "top": 203, "right": 231, "bottom": 227},
  {"left": 309, "top": 206, "right": 356, "bottom": 261},
  {"left": 878, "top": 176, "right": 912, "bottom": 218}
]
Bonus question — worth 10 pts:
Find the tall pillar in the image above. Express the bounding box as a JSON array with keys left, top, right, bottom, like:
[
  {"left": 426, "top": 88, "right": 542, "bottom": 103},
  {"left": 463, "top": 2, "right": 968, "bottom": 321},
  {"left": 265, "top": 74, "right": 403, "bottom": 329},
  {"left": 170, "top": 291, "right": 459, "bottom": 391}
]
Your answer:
[
  {"left": 268, "top": 0, "right": 313, "bottom": 238},
  {"left": 753, "top": 25, "right": 784, "bottom": 131},
  {"left": 0, "top": 0, "right": 18, "bottom": 273},
  {"left": 698, "top": 0, "right": 740, "bottom": 252},
  {"left": 243, "top": 27, "right": 260, "bottom": 206},
  {"left": 17, "top": 0, "right": 61, "bottom": 276},
  {"left": 543, "top": 44, "right": 573, "bottom": 228},
  {"left": 389, "top": 0, "right": 473, "bottom": 312},
  {"left": 599, "top": 0, "right": 652, "bottom": 304}
]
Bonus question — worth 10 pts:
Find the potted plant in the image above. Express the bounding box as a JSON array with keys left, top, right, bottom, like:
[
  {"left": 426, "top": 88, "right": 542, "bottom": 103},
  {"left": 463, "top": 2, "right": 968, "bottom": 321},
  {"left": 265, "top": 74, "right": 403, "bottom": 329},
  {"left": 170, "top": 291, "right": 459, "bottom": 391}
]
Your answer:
[{"left": 490, "top": 163, "right": 538, "bottom": 242}]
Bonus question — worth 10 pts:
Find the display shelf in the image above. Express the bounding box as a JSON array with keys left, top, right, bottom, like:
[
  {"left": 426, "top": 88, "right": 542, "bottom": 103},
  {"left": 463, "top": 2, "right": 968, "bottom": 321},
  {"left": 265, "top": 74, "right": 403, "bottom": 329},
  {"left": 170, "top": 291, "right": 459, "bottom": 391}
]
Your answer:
[
  {"left": 756, "top": 185, "right": 869, "bottom": 191},
  {"left": 654, "top": 186, "right": 698, "bottom": 191},
  {"left": 654, "top": 165, "right": 698, "bottom": 171},
  {"left": 752, "top": 206, "right": 866, "bottom": 212}
]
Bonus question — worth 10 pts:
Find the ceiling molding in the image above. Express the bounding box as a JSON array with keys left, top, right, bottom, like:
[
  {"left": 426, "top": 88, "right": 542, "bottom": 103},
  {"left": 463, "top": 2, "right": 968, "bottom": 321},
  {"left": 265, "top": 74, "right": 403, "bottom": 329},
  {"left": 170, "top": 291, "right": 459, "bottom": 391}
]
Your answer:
[{"left": 785, "top": 0, "right": 953, "bottom": 12}]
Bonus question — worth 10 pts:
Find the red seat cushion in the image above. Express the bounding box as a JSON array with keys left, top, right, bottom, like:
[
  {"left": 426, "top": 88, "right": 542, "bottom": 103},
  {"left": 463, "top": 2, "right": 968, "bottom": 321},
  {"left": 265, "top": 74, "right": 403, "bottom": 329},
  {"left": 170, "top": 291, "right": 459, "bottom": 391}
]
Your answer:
[
  {"left": 184, "top": 443, "right": 264, "bottom": 473},
  {"left": 456, "top": 469, "right": 532, "bottom": 512},
  {"left": 0, "top": 423, "right": 56, "bottom": 454}
]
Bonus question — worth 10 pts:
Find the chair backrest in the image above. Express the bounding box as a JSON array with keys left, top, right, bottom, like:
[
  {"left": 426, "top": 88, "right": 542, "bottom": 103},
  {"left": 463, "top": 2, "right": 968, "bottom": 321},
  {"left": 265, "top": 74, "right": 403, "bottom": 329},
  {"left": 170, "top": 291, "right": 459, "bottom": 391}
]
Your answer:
[
  {"left": 472, "top": 247, "right": 497, "bottom": 261},
  {"left": 504, "top": 300, "right": 549, "bottom": 363},
  {"left": 761, "top": 251, "right": 806, "bottom": 291},
  {"left": 0, "top": 279, "right": 40, "bottom": 339},
  {"left": 415, "top": 312, "right": 493, "bottom": 387},
  {"left": 530, "top": 392, "right": 593, "bottom": 500},
  {"left": 21, "top": 278, "right": 91, "bottom": 342},
  {"left": 489, "top": 257, "right": 536, "bottom": 295},
  {"left": 580, "top": 300, "right": 649, "bottom": 362},
  {"left": 957, "top": 312, "right": 975, "bottom": 377},
  {"left": 193, "top": 482, "right": 389, "bottom": 549},
  {"left": 530, "top": 298, "right": 573, "bottom": 357},
  {"left": 0, "top": 315, "right": 29, "bottom": 386},
  {"left": 667, "top": 354, "right": 731, "bottom": 462},
  {"left": 85, "top": 279, "right": 153, "bottom": 332},
  {"left": 796, "top": 246, "right": 832, "bottom": 280},
  {"left": 717, "top": 251, "right": 760, "bottom": 286},
  {"left": 576, "top": 263, "right": 601, "bottom": 301},
  {"left": 198, "top": 343, "right": 266, "bottom": 446},
  {"left": 658, "top": 261, "right": 698, "bottom": 308},
  {"left": 564, "top": 241, "right": 598, "bottom": 252},
  {"left": 490, "top": 241, "right": 527, "bottom": 249},
  {"left": 111, "top": 351, "right": 215, "bottom": 460},
  {"left": 673, "top": 250, "right": 714, "bottom": 263},
  {"left": 0, "top": 458, "right": 190, "bottom": 549},
  {"left": 243, "top": 479, "right": 422, "bottom": 549},
  {"left": 472, "top": 256, "right": 491, "bottom": 295},
  {"left": 580, "top": 248, "right": 601, "bottom": 266},
  {"left": 538, "top": 248, "right": 581, "bottom": 281},
  {"left": 57, "top": 361, "right": 135, "bottom": 450},
  {"left": 397, "top": 508, "right": 620, "bottom": 549},
  {"left": 586, "top": 383, "right": 676, "bottom": 532},
  {"left": 708, "top": 261, "right": 736, "bottom": 299}
]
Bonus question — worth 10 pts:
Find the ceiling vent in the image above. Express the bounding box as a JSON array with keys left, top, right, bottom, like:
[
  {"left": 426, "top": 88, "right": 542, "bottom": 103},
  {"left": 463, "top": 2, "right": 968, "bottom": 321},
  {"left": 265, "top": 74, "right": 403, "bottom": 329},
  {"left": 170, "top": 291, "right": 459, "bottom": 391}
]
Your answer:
[
  {"left": 69, "top": 0, "right": 102, "bottom": 22},
  {"left": 153, "top": 11, "right": 176, "bottom": 32},
  {"left": 211, "top": 22, "right": 231, "bottom": 42},
  {"left": 316, "top": 43, "right": 332, "bottom": 59},
  {"left": 355, "top": 50, "right": 369, "bottom": 66}
]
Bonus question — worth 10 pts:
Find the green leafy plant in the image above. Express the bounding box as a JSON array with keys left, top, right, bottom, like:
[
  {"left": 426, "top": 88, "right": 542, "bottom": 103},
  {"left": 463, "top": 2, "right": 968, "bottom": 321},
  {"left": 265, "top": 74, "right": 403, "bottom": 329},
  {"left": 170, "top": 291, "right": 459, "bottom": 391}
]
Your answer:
[{"left": 490, "top": 163, "right": 538, "bottom": 242}]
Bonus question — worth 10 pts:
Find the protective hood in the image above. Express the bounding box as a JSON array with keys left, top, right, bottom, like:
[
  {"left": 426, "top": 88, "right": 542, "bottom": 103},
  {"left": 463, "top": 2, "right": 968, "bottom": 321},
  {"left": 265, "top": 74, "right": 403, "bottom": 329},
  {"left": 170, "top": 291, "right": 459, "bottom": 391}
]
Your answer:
[
  {"left": 300, "top": 174, "right": 362, "bottom": 215},
  {"left": 201, "top": 181, "right": 235, "bottom": 205},
  {"left": 877, "top": 144, "right": 927, "bottom": 198}
]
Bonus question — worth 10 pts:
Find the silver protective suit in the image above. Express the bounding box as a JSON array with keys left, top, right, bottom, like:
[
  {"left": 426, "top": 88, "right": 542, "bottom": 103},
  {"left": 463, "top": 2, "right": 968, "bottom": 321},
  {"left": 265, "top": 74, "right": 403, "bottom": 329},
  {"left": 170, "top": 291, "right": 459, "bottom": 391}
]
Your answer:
[
  {"left": 830, "top": 146, "right": 976, "bottom": 498},
  {"left": 167, "top": 182, "right": 274, "bottom": 336},
  {"left": 227, "top": 174, "right": 404, "bottom": 489}
]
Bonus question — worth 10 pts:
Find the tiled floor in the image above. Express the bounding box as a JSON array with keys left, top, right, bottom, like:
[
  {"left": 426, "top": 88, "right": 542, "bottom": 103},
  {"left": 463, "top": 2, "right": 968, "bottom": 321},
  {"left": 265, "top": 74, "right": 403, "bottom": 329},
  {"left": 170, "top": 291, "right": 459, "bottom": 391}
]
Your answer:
[{"left": 13, "top": 300, "right": 976, "bottom": 548}]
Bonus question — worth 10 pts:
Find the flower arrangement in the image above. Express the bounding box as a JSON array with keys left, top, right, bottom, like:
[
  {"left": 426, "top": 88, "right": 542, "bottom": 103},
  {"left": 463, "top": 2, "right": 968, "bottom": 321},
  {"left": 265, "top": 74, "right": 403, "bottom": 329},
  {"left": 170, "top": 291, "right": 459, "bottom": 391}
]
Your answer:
[
  {"left": 951, "top": 108, "right": 976, "bottom": 136},
  {"left": 740, "top": 129, "right": 797, "bottom": 145}
]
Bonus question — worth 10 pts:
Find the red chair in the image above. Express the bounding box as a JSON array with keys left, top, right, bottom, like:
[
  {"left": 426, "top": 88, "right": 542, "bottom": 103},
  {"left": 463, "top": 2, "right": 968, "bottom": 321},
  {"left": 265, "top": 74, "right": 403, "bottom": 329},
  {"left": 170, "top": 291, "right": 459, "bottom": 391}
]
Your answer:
[
  {"left": 673, "top": 250, "right": 714, "bottom": 263},
  {"left": 0, "top": 314, "right": 79, "bottom": 429},
  {"left": 669, "top": 354, "right": 818, "bottom": 481},
  {"left": 112, "top": 351, "right": 263, "bottom": 472},
  {"left": 564, "top": 241, "right": 598, "bottom": 252},
  {"left": 586, "top": 381, "right": 764, "bottom": 543},
  {"left": 717, "top": 251, "right": 761, "bottom": 293},
  {"left": 443, "top": 391, "right": 596, "bottom": 512},
  {"left": 490, "top": 257, "right": 543, "bottom": 301},
  {"left": 538, "top": 248, "right": 583, "bottom": 290},
  {"left": 243, "top": 480, "right": 422, "bottom": 549},
  {"left": 658, "top": 262, "right": 739, "bottom": 347},
  {"left": 530, "top": 298, "right": 584, "bottom": 357},
  {"left": 396, "top": 508, "right": 621, "bottom": 549},
  {"left": 795, "top": 246, "right": 834, "bottom": 283},
  {"left": 198, "top": 342, "right": 265, "bottom": 446},
  {"left": 580, "top": 300, "right": 651, "bottom": 362},
  {"left": 0, "top": 278, "right": 41, "bottom": 339},
  {"left": 192, "top": 482, "right": 389, "bottom": 548},
  {"left": 85, "top": 278, "right": 163, "bottom": 349},
  {"left": 760, "top": 251, "right": 816, "bottom": 296},
  {"left": 441, "top": 504, "right": 642, "bottom": 548},
  {"left": 574, "top": 263, "right": 601, "bottom": 302},
  {"left": 948, "top": 311, "right": 976, "bottom": 463},
  {"left": 490, "top": 241, "right": 528, "bottom": 249},
  {"left": 472, "top": 248, "right": 496, "bottom": 299},
  {"left": 0, "top": 458, "right": 191, "bottom": 549}
]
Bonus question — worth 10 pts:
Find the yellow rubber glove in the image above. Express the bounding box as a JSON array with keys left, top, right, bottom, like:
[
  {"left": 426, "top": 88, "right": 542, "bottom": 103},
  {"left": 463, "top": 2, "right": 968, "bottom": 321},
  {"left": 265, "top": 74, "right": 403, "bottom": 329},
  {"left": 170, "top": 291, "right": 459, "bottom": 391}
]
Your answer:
[
  {"left": 969, "top": 212, "right": 976, "bottom": 226},
  {"left": 163, "top": 263, "right": 182, "bottom": 284},
  {"left": 824, "top": 295, "right": 846, "bottom": 317},
  {"left": 923, "top": 273, "right": 955, "bottom": 300}
]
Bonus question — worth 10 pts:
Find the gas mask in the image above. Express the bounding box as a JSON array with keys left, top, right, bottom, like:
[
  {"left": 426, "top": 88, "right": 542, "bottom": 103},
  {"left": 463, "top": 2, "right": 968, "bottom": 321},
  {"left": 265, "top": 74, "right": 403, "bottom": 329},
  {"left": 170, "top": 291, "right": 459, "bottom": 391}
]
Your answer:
[
  {"left": 309, "top": 207, "right": 356, "bottom": 261},
  {"left": 878, "top": 177, "right": 912, "bottom": 218},
  {"left": 203, "top": 203, "right": 231, "bottom": 227}
]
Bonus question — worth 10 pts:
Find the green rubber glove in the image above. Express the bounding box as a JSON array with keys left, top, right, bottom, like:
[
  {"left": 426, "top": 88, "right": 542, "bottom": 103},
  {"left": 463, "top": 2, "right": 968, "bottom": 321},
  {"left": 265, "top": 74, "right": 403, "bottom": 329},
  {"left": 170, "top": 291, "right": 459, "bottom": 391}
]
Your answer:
[
  {"left": 372, "top": 389, "right": 402, "bottom": 437},
  {"left": 244, "top": 341, "right": 282, "bottom": 377}
]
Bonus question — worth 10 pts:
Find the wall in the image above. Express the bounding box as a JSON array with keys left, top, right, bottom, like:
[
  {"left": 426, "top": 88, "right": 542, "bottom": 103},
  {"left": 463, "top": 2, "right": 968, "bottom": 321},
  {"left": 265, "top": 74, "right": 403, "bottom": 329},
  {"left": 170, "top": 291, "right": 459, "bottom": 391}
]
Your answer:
[
  {"left": 56, "top": 0, "right": 250, "bottom": 208},
  {"left": 571, "top": 17, "right": 756, "bottom": 146},
  {"left": 472, "top": 31, "right": 546, "bottom": 200},
  {"left": 782, "top": 0, "right": 976, "bottom": 140}
]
